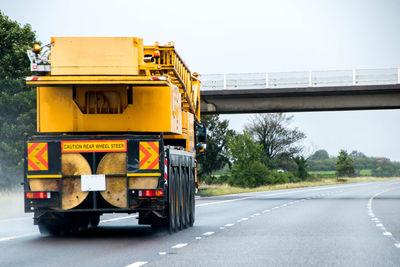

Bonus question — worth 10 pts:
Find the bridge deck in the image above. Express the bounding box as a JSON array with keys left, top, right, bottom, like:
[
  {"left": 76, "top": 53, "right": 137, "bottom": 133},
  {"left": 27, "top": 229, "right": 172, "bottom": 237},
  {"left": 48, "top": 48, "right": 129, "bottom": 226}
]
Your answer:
[{"left": 200, "top": 68, "right": 400, "bottom": 114}]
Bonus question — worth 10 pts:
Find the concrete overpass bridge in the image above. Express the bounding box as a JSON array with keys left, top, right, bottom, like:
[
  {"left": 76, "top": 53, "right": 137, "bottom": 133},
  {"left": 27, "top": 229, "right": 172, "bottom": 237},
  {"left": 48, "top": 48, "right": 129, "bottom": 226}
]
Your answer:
[{"left": 199, "top": 68, "right": 400, "bottom": 114}]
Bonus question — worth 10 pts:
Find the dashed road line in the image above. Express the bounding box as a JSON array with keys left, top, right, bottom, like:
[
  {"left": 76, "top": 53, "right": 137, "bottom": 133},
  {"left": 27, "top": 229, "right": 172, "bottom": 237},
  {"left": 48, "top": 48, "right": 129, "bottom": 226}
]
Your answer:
[
  {"left": 368, "top": 187, "right": 400, "bottom": 249},
  {"left": 203, "top": 232, "right": 214, "bottom": 236},
  {"left": 172, "top": 243, "right": 187, "bottom": 248},
  {"left": 125, "top": 261, "right": 148, "bottom": 267}
]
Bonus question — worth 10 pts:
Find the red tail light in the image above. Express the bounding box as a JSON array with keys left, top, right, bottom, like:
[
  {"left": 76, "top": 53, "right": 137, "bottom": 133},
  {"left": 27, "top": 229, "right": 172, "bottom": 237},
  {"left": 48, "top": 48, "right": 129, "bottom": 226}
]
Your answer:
[
  {"left": 26, "top": 192, "right": 51, "bottom": 199},
  {"left": 138, "top": 189, "right": 163, "bottom": 197}
]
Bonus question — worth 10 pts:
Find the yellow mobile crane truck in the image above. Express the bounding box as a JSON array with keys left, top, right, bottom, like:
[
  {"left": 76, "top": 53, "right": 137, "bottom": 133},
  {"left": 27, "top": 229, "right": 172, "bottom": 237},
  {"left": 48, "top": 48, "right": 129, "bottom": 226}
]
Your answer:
[{"left": 24, "top": 37, "right": 206, "bottom": 235}]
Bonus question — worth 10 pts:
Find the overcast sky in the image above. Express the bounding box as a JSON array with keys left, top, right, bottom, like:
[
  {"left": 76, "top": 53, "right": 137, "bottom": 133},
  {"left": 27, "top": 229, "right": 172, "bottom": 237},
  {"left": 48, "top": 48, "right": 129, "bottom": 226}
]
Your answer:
[{"left": 2, "top": 0, "right": 399, "bottom": 160}]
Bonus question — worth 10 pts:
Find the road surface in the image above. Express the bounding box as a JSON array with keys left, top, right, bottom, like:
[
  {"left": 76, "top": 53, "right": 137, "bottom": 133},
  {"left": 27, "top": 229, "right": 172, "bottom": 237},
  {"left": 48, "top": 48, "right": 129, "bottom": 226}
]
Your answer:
[{"left": 1, "top": 180, "right": 399, "bottom": 266}]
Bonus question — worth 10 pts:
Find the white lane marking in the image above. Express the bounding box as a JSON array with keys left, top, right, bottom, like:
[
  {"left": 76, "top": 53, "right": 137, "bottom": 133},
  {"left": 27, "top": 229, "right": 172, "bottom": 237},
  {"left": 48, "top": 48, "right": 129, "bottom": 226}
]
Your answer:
[
  {"left": 125, "top": 262, "right": 148, "bottom": 267},
  {"left": 220, "top": 227, "right": 225, "bottom": 229},
  {"left": 241, "top": 217, "right": 249, "bottom": 221},
  {"left": 196, "top": 183, "right": 373, "bottom": 208},
  {"left": 0, "top": 217, "right": 32, "bottom": 223},
  {"left": 159, "top": 252, "right": 167, "bottom": 255},
  {"left": 203, "top": 232, "right": 214, "bottom": 236},
  {"left": 0, "top": 232, "right": 38, "bottom": 242},
  {"left": 225, "top": 223, "right": 234, "bottom": 227},
  {"left": 368, "top": 186, "right": 400, "bottom": 249},
  {"left": 195, "top": 237, "right": 202, "bottom": 240},
  {"left": 254, "top": 213, "right": 260, "bottom": 216},
  {"left": 272, "top": 207, "right": 279, "bottom": 210},
  {"left": 262, "top": 210, "right": 270, "bottom": 213},
  {"left": 100, "top": 215, "right": 136, "bottom": 223},
  {"left": 172, "top": 243, "right": 187, "bottom": 248}
]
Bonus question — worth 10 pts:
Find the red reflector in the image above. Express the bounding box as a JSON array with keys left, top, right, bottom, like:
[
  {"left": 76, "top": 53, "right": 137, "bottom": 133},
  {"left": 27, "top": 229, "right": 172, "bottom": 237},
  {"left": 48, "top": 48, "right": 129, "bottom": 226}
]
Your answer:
[
  {"left": 26, "top": 192, "right": 51, "bottom": 199},
  {"left": 150, "top": 76, "right": 167, "bottom": 81},
  {"left": 155, "top": 189, "right": 163, "bottom": 197}
]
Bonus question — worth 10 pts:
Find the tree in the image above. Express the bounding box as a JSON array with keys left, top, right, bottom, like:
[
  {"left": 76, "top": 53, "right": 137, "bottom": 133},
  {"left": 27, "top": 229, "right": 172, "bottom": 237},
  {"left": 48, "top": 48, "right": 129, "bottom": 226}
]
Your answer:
[
  {"left": 0, "top": 12, "right": 37, "bottom": 188},
  {"left": 336, "top": 150, "right": 355, "bottom": 177},
  {"left": 197, "top": 115, "right": 235, "bottom": 179},
  {"left": 309, "top": 149, "right": 329, "bottom": 160},
  {"left": 227, "top": 132, "right": 271, "bottom": 187},
  {"left": 0, "top": 12, "right": 36, "bottom": 79},
  {"left": 245, "top": 113, "right": 306, "bottom": 169},
  {"left": 294, "top": 156, "right": 308, "bottom": 181}
]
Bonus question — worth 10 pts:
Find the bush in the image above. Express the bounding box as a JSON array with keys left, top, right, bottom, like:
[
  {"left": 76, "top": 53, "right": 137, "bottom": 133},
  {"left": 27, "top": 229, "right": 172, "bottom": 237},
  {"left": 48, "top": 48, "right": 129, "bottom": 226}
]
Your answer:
[
  {"left": 203, "top": 174, "right": 231, "bottom": 185},
  {"left": 229, "top": 161, "right": 272, "bottom": 188}
]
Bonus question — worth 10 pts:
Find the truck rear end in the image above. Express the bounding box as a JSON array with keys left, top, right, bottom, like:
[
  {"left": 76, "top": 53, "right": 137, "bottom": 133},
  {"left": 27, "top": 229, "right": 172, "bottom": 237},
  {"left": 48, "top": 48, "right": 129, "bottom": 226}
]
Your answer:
[{"left": 24, "top": 37, "right": 203, "bottom": 235}]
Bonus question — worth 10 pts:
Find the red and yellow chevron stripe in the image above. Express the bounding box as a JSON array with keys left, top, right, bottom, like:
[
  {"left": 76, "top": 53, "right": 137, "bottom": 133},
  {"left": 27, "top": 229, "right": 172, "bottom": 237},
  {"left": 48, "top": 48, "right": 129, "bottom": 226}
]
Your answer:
[
  {"left": 139, "top": 141, "right": 159, "bottom": 170},
  {"left": 28, "top": 142, "right": 48, "bottom": 171}
]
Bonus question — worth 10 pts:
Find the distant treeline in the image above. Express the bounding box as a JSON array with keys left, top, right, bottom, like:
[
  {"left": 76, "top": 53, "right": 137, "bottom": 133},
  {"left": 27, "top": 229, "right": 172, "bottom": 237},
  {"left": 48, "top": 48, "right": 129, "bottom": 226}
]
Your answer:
[{"left": 308, "top": 149, "right": 400, "bottom": 177}]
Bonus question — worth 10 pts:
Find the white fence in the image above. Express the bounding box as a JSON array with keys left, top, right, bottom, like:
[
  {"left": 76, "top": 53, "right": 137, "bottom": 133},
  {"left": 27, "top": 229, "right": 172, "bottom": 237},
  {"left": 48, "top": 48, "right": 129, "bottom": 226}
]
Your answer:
[{"left": 199, "top": 68, "right": 400, "bottom": 90}]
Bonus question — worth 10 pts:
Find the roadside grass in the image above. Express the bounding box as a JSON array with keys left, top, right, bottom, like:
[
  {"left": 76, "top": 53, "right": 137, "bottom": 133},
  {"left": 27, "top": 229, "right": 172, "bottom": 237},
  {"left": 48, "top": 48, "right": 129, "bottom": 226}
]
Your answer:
[
  {"left": 360, "top": 169, "right": 372, "bottom": 176},
  {"left": 309, "top": 171, "right": 336, "bottom": 175},
  {"left": 197, "top": 177, "right": 400, "bottom": 197}
]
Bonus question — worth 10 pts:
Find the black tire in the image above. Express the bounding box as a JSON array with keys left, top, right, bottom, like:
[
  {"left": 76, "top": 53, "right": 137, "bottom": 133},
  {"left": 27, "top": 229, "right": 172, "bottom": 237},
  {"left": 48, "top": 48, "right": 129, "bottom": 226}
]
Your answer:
[
  {"left": 189, "top": 169, "right": 195, "bottom": 227},
  {"left": 175, "top": 168, "right": 182, "bottom": 231},
  {"left": 179, "top": 167, "right": 186, "bottom": 230},
  {"left": 168, "top": 167, "right": 176, "bottom": 233},
  {"left": 183, "top": 168, "right": 190, "bottom": 229}
]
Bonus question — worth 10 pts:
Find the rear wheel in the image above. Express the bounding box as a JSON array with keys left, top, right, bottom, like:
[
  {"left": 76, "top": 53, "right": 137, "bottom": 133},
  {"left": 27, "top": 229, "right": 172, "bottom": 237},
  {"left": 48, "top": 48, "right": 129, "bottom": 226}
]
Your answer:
[
  {"left": 168, "top": 167, "right": 176, "bottom": 233},
  {"left": 175, "top": 168, "right": 182, "bottom": 231},
  {"left": 182, "top": 168, "right": 190, "bottom": 229},
  {"left": 188, "top": 168, "right": 195, "bottom": 227}
]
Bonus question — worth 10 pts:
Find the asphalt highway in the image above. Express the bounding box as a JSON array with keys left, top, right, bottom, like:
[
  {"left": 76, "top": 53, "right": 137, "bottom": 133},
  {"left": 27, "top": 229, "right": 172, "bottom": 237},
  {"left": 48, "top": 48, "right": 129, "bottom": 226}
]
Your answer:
[{"left": 1, "top": 180, "right": 400, "bottom": 267}]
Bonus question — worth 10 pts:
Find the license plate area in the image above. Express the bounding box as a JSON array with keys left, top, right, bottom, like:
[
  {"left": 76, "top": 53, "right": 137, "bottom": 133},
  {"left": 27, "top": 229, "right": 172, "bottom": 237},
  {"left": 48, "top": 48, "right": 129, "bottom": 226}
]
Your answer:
[{"left": 81, "top": 174, "right": 106, "bottom": 191}]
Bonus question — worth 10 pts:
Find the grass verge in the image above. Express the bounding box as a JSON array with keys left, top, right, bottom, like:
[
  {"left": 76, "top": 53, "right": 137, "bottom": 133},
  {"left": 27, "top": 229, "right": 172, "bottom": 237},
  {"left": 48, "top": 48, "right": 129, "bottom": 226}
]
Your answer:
[{"left": 197, "top": 177, "right": 400, "bottom": 197}]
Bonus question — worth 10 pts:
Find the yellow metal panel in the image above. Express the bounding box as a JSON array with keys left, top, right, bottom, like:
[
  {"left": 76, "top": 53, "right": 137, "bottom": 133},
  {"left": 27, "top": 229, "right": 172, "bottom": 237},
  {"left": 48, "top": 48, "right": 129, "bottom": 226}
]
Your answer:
[
  {"left": 26, "top": 75, "right": 169, "bottom": 85},
  {"left": 37, "top": 85, "right": 182, "bottom": 134},
  {"left": 51, "top": 37, "right": 141, "bottom": 75},
  {"left": 27, "top": 174, "right": 62, "bottom": 179}
]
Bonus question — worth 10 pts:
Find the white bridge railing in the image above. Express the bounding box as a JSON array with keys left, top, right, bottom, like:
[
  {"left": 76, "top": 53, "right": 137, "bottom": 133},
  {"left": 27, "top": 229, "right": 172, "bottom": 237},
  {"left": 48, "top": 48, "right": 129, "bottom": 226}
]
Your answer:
[{"left": 199, "top": 67, "right": 400, "bottom": 90}]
